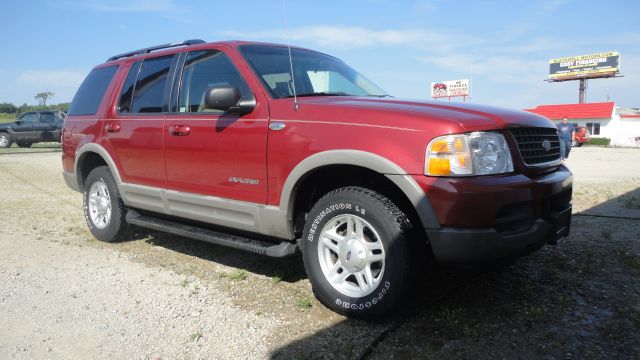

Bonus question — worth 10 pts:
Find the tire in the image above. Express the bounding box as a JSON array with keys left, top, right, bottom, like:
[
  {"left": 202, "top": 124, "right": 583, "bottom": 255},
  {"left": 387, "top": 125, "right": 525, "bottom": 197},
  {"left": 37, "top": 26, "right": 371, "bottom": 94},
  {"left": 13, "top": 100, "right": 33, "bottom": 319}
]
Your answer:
[
  {"left": 83, "top": 166, "right": 128, "bottom": 242},
  {"left": 0, "top": 133, "right": 12, "bottom": 148},
  {"left": 571, "top": 140, "right": 578, "bottom": 147},
  {"left": 16, "top": 141, "right": 32, "bottom": 148},
  {"left": 302, "top": 186, "right": 412, "bottom": 319}
]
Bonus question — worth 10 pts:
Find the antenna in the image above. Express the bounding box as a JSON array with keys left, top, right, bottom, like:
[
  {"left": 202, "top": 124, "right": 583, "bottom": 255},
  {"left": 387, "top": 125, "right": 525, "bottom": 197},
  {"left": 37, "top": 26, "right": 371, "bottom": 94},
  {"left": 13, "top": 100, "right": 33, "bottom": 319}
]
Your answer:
[{"left": 282, "top": 0, "right": 299, "bottom": 111}]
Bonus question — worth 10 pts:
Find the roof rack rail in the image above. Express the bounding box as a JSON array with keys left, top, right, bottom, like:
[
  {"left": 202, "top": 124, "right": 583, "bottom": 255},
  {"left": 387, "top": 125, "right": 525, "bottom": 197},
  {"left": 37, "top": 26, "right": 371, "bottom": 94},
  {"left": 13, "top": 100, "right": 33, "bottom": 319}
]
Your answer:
[{"left": 107, "top": 39, "right": 206, "bottom": 62}]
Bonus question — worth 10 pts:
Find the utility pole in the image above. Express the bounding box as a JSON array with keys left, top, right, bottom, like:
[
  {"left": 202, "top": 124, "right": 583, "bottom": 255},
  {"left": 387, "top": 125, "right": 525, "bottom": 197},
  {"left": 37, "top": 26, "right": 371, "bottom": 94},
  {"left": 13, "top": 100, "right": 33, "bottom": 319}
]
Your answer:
[{"left": 578, "top": 78, "right": 587, "bottom": 104}]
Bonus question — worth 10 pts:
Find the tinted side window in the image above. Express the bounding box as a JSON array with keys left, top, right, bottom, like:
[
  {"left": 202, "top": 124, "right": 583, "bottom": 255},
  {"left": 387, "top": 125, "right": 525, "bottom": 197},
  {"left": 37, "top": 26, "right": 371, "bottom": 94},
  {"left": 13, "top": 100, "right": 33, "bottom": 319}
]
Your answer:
[
  {"left": 117, "top": 61, "right": 142, "bottom": 113},
  {"left": 131, "top": 56, "right": 173, "bottom": 113},
  {"left": 177, "top": 50, "right": 253, "bottom": 113},
  {"left": 40, "top": 113, "right": 55, "bottom": 124},
  {"left": 20, "top": 113, "right": 38, "bottom": 124},
  {"left": 68, "top": 65, "right": 118, "bottom": 116}
]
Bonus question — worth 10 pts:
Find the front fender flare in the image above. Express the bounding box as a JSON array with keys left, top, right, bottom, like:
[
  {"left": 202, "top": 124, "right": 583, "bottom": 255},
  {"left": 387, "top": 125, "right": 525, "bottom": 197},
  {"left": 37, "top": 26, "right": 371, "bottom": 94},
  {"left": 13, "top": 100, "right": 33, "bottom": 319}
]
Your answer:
[{"left": 279, "top": 150, "right": 441, "bottom": 230}]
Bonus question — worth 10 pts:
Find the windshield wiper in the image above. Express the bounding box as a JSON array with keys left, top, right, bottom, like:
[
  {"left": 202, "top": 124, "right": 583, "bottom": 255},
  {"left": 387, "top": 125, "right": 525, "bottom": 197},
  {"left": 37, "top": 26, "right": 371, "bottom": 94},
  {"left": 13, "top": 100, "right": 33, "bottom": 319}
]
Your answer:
[
  {"left": 284, "top": 91, "right": 351, "bottom": 98},
  {"left": 368, "top": 94, "right": 394, "bottom": 98}
]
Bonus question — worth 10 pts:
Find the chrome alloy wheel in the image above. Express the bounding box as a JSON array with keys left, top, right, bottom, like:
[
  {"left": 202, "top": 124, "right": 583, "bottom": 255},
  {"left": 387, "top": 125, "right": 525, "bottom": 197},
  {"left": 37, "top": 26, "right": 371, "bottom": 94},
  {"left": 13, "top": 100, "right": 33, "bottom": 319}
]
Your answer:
[
  {"left": 88, "top": 180, "right": 112, "bottom": 229},
  {"left": 317, "top": 214, "right": 386, "bottom": 298},
  {"left": 0, "top": 135, "right": 8, "bottom": 147}
]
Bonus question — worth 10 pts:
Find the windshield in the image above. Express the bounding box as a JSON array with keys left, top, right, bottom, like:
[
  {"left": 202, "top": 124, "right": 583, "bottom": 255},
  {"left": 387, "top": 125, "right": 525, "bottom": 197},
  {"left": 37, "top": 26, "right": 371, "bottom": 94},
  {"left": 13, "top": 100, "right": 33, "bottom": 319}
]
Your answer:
[{"left": 239, "top": 45, "right": 388, "bottom": 99}]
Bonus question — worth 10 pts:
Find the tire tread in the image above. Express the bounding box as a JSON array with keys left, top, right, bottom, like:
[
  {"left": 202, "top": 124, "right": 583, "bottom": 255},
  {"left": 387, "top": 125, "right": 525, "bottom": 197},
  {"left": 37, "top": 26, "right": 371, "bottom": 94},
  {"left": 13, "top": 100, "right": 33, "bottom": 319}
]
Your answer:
[
  {"left": 83, "top": 166, "right": 129, "bottom": 242},
  {"left": 304, "top": 186, "right": 412, "bottom": 319}
]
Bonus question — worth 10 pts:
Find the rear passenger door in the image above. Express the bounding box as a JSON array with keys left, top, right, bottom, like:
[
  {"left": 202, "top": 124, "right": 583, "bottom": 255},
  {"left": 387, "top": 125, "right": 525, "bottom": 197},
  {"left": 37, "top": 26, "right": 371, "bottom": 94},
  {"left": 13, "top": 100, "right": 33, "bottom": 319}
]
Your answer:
[
  {"left": 164, "top": 49, "right": 268, "bottom": 203},
  {"left": 35, "top": 112, "right": 58, "bottom": 142},
  {"left": 103, "top": 55, "right": 177, "bottom": 188}
]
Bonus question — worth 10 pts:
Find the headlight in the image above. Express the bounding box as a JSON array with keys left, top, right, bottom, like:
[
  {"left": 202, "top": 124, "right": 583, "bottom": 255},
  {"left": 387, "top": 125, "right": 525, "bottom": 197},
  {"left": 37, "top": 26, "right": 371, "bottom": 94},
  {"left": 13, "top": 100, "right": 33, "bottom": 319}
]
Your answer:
[{"left": 425, "top": 132, "right": 513, "bottom": 176}]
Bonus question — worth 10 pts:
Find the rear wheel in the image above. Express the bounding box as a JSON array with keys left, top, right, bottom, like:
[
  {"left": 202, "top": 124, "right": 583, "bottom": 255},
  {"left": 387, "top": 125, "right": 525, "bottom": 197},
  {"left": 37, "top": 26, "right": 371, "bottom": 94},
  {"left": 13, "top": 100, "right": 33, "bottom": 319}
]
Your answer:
[
  {"left": 302, "top": 186, "right": 412, "bottom": 319},
  {"left": 83, "top": 166, "right": 128, "bottom": 242},
  {"left": 0, "top": 133, "right": 11, "bottom": 148},
  {"left": 16, "top": 141, "right": 32, "bottom": 148}
]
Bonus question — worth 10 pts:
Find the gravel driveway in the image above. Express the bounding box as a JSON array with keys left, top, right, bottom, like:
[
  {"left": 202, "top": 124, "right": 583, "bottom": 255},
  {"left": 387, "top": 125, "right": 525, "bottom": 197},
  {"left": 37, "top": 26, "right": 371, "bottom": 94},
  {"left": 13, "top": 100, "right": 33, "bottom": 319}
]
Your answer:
[
  {"left": 0, "top": 154, "right": 278, "bottom": 359},
  {"left": 0, "top": 146, "right": 639, "bottom": 359}
]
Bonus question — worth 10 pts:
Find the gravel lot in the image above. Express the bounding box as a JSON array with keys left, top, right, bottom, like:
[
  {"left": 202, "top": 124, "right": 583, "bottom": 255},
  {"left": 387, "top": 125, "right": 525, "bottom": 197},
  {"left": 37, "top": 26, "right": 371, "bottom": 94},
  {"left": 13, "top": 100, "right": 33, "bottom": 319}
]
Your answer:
[{"left": 0, "top": 146, "right": 639, "bottom": 359}]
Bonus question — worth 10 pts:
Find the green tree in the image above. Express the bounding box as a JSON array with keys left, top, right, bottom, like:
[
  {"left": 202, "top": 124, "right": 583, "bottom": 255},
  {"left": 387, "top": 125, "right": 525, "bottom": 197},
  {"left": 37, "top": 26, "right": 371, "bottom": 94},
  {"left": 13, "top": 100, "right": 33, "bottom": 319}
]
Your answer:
[
  {"left": 0, "top": 102, "right": 18, "bottom": 113},
  {"left": 49, "top": 102, "right": 70, "bottom": 112},
  {"left": 18, "top": 103, "right": 29, "bottom": 113},
  {"left": 35, "top": 91, "right": 54, "bottom": 106}
]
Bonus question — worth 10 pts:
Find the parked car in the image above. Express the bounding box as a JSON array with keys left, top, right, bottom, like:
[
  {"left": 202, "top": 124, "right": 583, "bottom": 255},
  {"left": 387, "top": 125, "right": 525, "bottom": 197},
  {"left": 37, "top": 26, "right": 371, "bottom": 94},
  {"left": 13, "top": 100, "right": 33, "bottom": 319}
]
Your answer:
[
  {"left": 62, "top": 40, "right": 573, "bottom": 319},
  {"left": 0, "top": 111, "right": 65, "bottom": 148},
  {"left": 572, "top": 126, "right": 590, "bottom": 147}
]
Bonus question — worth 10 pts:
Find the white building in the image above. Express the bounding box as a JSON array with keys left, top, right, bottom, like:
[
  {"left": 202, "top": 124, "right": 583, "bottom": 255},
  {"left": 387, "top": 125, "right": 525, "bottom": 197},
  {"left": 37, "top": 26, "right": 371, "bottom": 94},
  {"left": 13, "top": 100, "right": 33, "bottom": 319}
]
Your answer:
[{"left": 525, "top": 102, "right": 640, "bottom": 147}]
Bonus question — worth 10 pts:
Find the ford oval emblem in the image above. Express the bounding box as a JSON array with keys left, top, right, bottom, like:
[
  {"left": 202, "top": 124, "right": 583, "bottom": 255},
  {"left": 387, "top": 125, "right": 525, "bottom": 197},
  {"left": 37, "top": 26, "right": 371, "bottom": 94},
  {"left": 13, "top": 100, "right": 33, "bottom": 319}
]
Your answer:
[{"left": 542, "top": 139, "right": 551, "bottom": 152}]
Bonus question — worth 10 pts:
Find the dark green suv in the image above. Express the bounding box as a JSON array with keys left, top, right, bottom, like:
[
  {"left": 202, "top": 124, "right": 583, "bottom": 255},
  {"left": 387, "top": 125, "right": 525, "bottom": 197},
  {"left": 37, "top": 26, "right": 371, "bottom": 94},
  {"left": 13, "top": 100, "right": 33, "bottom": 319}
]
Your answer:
[{"left": 0, "top": 111, "right": 65, "bottom": 148}]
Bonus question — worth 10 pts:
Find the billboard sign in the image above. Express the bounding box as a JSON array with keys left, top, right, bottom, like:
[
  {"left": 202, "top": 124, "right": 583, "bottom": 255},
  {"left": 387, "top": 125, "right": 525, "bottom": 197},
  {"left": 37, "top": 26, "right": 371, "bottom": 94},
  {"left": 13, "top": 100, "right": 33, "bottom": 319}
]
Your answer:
[
  {"left": 549, "top": 52, "right": 620, "bottom": 80},
  {"left": 431, "top": 79, "right": 469, "bottom": 98}
]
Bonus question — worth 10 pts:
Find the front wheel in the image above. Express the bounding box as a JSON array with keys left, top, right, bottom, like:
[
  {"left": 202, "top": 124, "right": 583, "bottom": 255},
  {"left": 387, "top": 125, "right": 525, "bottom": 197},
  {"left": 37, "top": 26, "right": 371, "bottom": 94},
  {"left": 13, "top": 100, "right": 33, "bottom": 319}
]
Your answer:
[
  {"left": 0, "top": 133, "right": 12, "bottom": 148},
  {"left": 83, "top": 166, "right": 128, "bottom": 242},
  {"left": 302, "top": 187, "right": 412, "bottom": 319}
]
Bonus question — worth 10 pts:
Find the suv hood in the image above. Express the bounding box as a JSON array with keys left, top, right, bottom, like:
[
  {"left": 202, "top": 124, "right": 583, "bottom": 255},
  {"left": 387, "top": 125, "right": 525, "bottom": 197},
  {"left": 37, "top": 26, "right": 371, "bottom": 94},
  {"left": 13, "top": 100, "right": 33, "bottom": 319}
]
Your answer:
[{"left": 290, "top": 97, "right": 555, "bottom": 132}]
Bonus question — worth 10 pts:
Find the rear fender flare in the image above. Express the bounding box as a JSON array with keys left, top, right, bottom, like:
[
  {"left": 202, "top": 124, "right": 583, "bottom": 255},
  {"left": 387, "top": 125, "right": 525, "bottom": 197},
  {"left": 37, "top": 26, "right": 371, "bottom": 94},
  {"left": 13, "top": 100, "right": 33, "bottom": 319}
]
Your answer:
[{"left": 74, "top": 143, "right": 122, "bottom": 189}]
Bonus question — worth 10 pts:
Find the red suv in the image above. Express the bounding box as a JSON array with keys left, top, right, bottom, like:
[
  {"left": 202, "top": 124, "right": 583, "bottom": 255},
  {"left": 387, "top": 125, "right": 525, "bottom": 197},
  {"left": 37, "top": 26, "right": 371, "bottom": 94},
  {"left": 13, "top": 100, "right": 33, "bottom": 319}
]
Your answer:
[{"left": 62, "top": 40, "right": 572, "bottom": 318}]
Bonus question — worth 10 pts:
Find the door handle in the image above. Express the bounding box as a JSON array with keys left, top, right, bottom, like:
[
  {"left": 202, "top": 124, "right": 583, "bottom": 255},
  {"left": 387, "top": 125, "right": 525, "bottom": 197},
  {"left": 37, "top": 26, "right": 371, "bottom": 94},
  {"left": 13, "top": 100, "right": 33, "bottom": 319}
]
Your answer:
[
  {"left": 104, "top": 123, "right": 121, "bottom": 133},
  {"left": 169, "top": 125, "right": 191, "bottom": 136}
]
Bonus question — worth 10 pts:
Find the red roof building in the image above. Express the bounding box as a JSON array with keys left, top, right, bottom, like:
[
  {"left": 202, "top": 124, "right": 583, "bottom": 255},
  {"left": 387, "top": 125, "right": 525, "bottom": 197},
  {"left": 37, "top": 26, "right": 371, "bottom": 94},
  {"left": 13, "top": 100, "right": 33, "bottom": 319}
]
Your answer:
[
  {"left": 524, "top": 102, "right": 640, "bottom": 147},
  {"left": 524, "top": 102, "right": 615, "bottom": 120}
]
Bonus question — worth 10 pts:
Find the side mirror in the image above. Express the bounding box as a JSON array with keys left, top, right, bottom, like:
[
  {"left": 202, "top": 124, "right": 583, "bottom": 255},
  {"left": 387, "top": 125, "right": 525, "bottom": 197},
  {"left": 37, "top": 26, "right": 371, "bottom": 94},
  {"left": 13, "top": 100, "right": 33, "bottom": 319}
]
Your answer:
[
  {"left": 15, "top": 120, "right": 21, "bottom": 125},
  {"left": 203, "top": 86, "right": 255, "bottom": 115},
  {"left": 203, "top": 86, "right": 241, "bottom": 111}
]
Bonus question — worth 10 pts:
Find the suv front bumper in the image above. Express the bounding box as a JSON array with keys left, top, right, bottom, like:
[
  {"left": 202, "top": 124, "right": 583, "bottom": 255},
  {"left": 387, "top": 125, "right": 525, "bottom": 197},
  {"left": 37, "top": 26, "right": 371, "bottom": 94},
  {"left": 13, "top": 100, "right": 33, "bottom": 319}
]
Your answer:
[
  {"left": 417, "top": 166, "right": 573, "bottom": 263},
  {"left": 426, "top": 206, "right": 570, "bottom": 263}
]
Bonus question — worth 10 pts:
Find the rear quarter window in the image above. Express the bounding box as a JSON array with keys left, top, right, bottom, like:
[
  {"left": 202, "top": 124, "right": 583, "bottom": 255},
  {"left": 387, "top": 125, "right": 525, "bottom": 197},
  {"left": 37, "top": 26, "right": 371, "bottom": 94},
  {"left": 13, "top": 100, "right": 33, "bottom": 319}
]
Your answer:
[{"left": 67, "top": 65, "right": 118, "bottom": 116}]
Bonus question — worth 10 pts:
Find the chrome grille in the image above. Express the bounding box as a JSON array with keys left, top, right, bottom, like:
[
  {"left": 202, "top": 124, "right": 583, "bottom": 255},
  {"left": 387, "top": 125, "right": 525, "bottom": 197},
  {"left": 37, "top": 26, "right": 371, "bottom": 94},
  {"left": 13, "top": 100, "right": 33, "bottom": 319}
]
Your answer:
[{"left": 510, "top": 128, "right": 561, "bottom": 165}]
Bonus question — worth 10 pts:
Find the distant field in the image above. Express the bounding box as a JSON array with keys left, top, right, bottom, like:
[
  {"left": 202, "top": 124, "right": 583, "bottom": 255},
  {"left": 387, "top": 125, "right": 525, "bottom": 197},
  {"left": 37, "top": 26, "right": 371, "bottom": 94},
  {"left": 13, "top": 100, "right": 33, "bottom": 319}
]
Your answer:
[{"left": 0, "top": 113, "right": 17, "bottom": 123}]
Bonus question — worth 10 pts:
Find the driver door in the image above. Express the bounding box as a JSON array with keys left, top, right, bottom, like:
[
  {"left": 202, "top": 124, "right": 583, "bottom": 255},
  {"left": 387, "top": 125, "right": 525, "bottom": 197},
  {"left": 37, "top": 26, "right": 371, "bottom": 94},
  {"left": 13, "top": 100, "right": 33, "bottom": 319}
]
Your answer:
[
  {"left": 163, "top": 49, "right": 268, "bottom": 204},
  {"left": 12, "top": 112, "right": 38, "bottom": 141}
]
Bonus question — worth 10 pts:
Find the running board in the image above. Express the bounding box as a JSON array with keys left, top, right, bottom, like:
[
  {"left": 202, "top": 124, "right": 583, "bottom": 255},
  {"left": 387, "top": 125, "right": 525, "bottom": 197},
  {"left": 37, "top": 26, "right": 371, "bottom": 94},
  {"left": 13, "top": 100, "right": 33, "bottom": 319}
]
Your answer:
[{"left": 125, "top": 210, "right": 297, "bottom": 257}]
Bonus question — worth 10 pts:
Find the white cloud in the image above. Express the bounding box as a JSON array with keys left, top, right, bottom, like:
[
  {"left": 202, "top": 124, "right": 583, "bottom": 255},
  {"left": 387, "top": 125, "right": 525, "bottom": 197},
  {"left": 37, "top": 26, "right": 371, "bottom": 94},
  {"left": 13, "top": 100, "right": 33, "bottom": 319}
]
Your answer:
[
  {"left": 416, "top": 53, "right": 546, "bottom": 82},
  {"left": 220, "top": 26, "right": 455, "bottom": 50},
  {"left": 0, "top": 69, "right": 89, "bottom": 105},
  {"left": 220, "top": 22, "right": 640, "bottom": 108},
  {"left": 486, "top": 38, "right": 562, "bottom": 54},
  {"left": 540, "top": 0, "right": 571, "bottom": 13},
  {"left": 412, "top": 0, "right": 438, "bottom": 14},
  {"left": 18, "top": 69, "right": 87, "bottom": 90}
]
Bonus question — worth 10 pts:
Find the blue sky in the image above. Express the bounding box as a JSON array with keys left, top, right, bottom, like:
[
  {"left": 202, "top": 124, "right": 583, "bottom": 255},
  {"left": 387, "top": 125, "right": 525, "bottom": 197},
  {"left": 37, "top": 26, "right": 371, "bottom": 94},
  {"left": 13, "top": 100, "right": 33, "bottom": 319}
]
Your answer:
[{"left": 2, "top": 0, "right": 639, "bottom": 109}]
